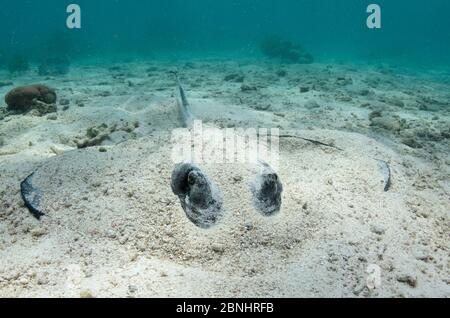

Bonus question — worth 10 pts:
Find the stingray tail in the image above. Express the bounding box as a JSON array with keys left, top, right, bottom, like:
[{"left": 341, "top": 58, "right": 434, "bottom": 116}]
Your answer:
[{"left": 171, "top": 71, "right": 195, "bottom": 128}]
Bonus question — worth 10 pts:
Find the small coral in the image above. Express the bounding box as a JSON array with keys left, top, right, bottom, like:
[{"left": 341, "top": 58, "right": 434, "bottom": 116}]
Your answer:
[
  {"left": 5, "top": 84, "right": 57, "bottom": 114},
  {"left": 75, "top": 123, "right": 116, "bottom": 149},
  {"left": 74, "top": 122, "right": 138, "bottom": 149}
]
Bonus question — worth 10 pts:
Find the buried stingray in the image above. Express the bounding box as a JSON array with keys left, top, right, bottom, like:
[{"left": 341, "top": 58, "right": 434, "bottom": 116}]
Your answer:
[
  {"left": 171, "top": 73, "right": 284, "bottom": 224},
  {"left": 18, "top": 72, "right": 392, "bottom": 221},
  {"left": 169, "top": 73, "right": 393, "bottom": 225}
]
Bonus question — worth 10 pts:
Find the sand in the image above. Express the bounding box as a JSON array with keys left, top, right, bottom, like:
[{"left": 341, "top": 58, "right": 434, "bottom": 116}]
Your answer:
[{"left": 0, "top": 59, "right": 449, "bottom": 298}]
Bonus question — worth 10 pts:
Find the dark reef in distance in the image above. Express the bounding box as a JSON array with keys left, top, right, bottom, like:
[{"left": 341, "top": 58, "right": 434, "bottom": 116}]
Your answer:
[
  {"left": 7, "top": 55, "right": 29, "bottom": 74},
  {"left": 38, "top": 56, "right": 70, "bottom": 76},
  {"left": 261, "top": 36, "right": 314, "bottom": 64}
]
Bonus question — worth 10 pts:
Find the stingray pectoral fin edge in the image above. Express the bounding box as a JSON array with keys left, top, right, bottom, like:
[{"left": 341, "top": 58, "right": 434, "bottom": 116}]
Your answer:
[{"left": 20, "top": 172, "right": 45, "bottom": 220}]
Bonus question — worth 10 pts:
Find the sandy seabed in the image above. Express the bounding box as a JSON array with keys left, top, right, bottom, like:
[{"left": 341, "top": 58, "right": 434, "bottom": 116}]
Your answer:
[{"left": 0, "top": 59, "right": 449, "bottom": 297}]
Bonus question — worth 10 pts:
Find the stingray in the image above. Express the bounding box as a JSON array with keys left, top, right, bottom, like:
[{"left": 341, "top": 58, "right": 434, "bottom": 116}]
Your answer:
[
  {"left": 19, "top": 72, "right": 393, "bottom": 222},
  {"left": 171, "top": 74, "right": 285, "bottom": 221},
  {"left": 169, "top": 73, "right": 392, "bottom": 209}
]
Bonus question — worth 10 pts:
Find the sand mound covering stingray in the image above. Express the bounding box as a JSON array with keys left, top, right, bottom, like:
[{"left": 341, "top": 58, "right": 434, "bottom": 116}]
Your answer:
[{"left": 25, "top": 128, "right": 401, "bottom": 276}]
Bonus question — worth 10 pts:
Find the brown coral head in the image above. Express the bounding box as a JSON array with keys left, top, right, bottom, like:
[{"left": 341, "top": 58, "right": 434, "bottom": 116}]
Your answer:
[{"left": 5, "top": 84, "right": 57, "bottom": 112}]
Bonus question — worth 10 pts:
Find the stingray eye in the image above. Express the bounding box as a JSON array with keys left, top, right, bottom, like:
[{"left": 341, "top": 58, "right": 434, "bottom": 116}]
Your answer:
[
  {"left": 251, "top": 164, "right": 283, "bottom": 216},
  {"left": 188, "top": 172, "right": 197, "bottom": 185},
  {"left": 171, "top": 164, "right": 224, "bottom": 229},
  {"left": 264, "top": 173, "right": 277, "bottom": 184}
]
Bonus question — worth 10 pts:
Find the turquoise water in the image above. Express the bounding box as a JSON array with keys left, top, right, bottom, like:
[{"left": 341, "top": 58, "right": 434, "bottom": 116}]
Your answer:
[{"left": 1, "top": 1, "right": 449, "bottom": 67}]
